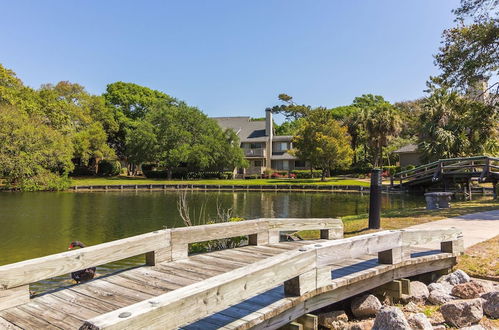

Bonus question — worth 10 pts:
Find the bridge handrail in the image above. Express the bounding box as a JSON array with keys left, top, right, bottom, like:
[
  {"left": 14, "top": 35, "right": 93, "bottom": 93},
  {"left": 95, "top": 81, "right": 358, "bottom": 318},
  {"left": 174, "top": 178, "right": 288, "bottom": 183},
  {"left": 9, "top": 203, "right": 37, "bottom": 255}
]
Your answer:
[
  {"left": 80, "top": 228, "right": 462, "bottom": 330},
  {"left": 394, "top": 155, "right": 496, "bottom": 177},
  {"left": 0, "top": 218, "right": 342, "bottom": 291}
]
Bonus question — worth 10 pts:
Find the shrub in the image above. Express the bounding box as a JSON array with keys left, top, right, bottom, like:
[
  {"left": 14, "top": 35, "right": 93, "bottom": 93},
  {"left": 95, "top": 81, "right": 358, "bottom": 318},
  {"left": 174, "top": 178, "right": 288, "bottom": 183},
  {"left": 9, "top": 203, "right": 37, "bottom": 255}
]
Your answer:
[
  {"left": 382, "top": 165, "right": 401, "bottom": 176},
  {"left": 70, "top": 165, "right": 95, "bottom": 176},
  {"left": 97, "top": 160, "right": 121, "bottom": 176},
  {"left": 12, "top": 172, "right": 71, "bottom": 191},
  {"left": 291, "top": 169, "right": 322, "bottom": 178}
]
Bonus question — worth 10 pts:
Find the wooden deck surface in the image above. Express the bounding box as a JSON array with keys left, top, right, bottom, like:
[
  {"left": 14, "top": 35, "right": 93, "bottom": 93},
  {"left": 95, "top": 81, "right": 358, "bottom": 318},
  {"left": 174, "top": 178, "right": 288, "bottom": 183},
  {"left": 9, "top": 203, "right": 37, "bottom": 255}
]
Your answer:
[
  {"left": 0, "top": 240, "right": 326, "bottom": 329},
  {"left": 0, "top": 238, "right": 455, "bottom": 330}
]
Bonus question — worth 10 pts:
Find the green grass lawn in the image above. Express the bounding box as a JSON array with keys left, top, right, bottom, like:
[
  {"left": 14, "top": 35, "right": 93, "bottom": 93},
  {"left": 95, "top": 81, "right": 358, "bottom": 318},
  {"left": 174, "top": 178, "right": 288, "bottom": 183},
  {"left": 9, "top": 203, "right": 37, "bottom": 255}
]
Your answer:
[{"left": 70, "top": 176, "right": 370, "bottom": 187}]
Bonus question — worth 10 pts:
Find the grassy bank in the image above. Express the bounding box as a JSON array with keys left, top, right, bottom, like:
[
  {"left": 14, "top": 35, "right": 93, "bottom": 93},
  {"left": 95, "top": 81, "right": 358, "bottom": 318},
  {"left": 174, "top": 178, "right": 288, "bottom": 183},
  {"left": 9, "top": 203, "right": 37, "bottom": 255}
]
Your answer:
[
  {"left": 70, "top": 176, "right": 370, "bottom": 187},
  {"left": 299, "top": 198, "right": 499, "bottom": 238},
  {"left": 455, "top": 235, "right": 499, "bottom": 280}
]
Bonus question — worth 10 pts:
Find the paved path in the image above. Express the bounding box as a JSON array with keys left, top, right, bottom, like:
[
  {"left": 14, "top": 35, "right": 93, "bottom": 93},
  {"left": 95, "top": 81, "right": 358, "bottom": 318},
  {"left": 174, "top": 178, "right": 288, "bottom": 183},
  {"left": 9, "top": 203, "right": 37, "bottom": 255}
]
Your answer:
[{"left": 409, "top": 209, "right": 499, "bottom": 248}]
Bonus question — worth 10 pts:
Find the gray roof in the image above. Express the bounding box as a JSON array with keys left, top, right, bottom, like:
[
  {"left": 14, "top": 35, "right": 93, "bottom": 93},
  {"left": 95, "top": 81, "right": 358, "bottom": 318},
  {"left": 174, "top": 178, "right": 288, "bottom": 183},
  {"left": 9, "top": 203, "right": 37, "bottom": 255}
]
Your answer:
[
  {"left": 213, "top": 117, "right": 268, "bottom": 142},
  {"left": 394, "top": 144, "right": 419, "bottom": 153}
]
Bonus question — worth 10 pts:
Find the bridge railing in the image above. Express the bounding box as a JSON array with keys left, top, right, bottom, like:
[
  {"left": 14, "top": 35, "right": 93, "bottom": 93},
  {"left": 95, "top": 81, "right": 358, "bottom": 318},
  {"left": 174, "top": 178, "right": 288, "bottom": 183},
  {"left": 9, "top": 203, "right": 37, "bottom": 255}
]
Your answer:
[
  {"left": 393, "top": 156, "right": 499, "bottom": 186},
  {"left": 80, "top": 228, "right": 463, "bottom": 330},
  {"left": 0, "top": 218, "right": 343, "bottom": 311}
]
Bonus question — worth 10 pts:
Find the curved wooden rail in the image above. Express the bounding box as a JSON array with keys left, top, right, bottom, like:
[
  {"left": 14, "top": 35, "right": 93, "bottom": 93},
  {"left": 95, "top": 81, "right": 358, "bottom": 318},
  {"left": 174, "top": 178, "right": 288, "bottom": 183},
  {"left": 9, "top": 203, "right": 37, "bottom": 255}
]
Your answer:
[{"left": 80, "top": 228, "right": 462, "bottom": 330}]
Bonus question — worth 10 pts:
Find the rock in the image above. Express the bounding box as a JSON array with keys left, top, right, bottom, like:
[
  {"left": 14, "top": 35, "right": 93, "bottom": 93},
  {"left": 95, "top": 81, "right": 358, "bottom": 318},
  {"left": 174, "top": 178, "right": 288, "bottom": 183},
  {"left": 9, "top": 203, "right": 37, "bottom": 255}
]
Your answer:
[
  {"left": 428, "top": 283, "right": 444, "bottom": 292},
  {"left": 458, "top": 325, "right": 486, "bottom": 330},
  {"left": 403, "top": 301, "right": 419, "bottom": 313},
  {"left": 482, "top": 291, "right": 499, "bottom": 319},
  {"left": 409, "top": 281, "right": 430, "bottom": 303},
  {"left": 351, "top": 294, "right": 382, "bottom": 318},
  {"left": 372, "top": 306, "right": 410, "bottom": 330},
  {"left": 346, "top": 319, "right": 374, "bottom": 330},
  {"left": 437, "top": 269, "right": 471, "bottom": 286},
  {"left": 407, "top": 313, "right": 432, "bottom": 330},
  {"left": 452, "top": 281, "right": 486, "bottom": 299},
  {"left": 432, "top": 326, "right": 446, "bottom": 330},
  {"left": 440, "top": 298, "right": 483, "bottom": 328},
  {"left": 428, "top": 290, "right": 455, "bottom": 305},
  {"left": 318, "top": 310, "right": 349, "bottom": 328}
]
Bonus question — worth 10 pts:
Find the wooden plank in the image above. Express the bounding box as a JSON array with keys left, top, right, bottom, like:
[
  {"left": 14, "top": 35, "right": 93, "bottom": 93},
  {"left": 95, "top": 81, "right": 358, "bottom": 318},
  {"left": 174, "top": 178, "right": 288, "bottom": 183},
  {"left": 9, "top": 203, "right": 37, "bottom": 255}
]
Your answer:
[
  {"left": 118, "top": 271, "right": 181, "bottom": 291},
  {"left": 171, "top": 219, "right": 269, "bottom": 245},
  {"left": 52, "top": 289, "right": 120, "bottom": 313},
  {"left": 204, "top": 250, "right": 263, "bottom": 264},
  {"left": 0, "top": 285, "right": 29, "bottom": 311},
  {"left": 281, "top": 322, "right": 303, "bottom": 330},
  {"left": 101, "top": 275, "right": 167, "bottom": 296},
  {"left": 133, "top": 267, "right": 198, "bottom": 287},
  {"left": 35, "top": 295, "right": 98, "bottom": 321},
  {"left": 153, "top": 264, "right": 212, "bottom": 281},
  {"left": 80, "top": 249, "right": 316, "bottom": 330},
  {"left": 70, "top": 281, "right": 147, "bottom": 307},
  {"left": 316, "top": 231, "right": 402, "bottom": 267},
  {"left": 19, "top": 300, "right": 84, "bottom": 329},
  {"left": 175, "top": 258, "right": 234, "bottom": 274},
  {"left": 0, "top": 316, "right": 21, "bottom": 330},
  {"left": 268, "top": 218, "right": 342, "bottom": 231},
  {"left": 401, "top": 228, "right": 461, "bottom": 246},
  {"left": 0, "top": 307, "right": 57, "bottom": 329},
  {"left": 0, "top": 229, "right": 171, "bottom": 289}
]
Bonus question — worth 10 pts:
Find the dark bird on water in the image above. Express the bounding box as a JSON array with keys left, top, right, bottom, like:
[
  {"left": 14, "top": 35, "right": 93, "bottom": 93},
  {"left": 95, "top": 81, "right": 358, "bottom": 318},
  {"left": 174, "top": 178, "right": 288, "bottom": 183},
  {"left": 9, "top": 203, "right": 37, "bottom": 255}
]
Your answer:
[{"left": 68, "top": 241, "right": 96, "bottom": 283}]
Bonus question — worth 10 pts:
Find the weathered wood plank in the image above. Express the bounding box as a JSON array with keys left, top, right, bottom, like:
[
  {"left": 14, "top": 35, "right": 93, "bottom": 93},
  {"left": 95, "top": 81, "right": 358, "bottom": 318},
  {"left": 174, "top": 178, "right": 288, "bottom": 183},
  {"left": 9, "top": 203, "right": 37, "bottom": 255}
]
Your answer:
[
  {"left": 0, "top": 229, "right": 171, "bottom": 289},
  {"left": 53, "top": 289, "right": 120, "bottom": 313},
  {"left": 316, "top": 231, "right": 402, "bottom": 267},
  {"left": 0, "top": 307, "right": 57, "bottom": 329},
  {"left": 80, "top": 249, "right": 316, "bottom": 330},
  {"left": 35, "top": 295, "right": 98, "bottom": 321},
  {"left": 401, "top": 228, "right": 461, "bottom": 246},
  {"left": 19, "top": 300, "right": 84, "bottom": 329},
  {"left": 296, "top": 314, "right": 318, "bottom": 330},
  {"left": 0, "top": 285, "right": 29, "bottom": 311},
  {"left": 0, "top": 316, "right": 21, "bottom": 330}
]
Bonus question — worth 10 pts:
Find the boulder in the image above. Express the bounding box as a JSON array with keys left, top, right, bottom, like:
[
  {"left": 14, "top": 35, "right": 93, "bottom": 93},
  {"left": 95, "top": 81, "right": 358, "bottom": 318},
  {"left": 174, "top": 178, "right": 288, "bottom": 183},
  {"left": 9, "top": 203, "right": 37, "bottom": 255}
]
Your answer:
[
  {"left": 409, "top": 281, "right": 430, "bottom": 303},
  {"left": 432, "top": 326, "right": 446, "bottom": 330},
  {"left": 451, "top": 281, "right": 486, "bottom": 299},
  {"left": 428, "top": 290, "right": 455, "bottom": 305},
  {"left": 318, "top": 310, "right": 348, "bottom": 328},
  {"left": 458, "top": 325, "right": 486, "bottom": 330},
  {"left": 437, "top": 269, "right": 470, "bottom": 286},
  {"left": 351, "top": 294, "right": 382, "bottom": 319},
  {"left": 440, "top": 298, "right": 483, "bottom": 328},
  {"left": 372, "top": 306, "right": 410, "bottom": 330},
  {"left": 403, "top": 301, "right": 419, "bottom": 313},
  {"left": 482, "top": 291, "right": 499, "bottom": 319},
  {"left": 346, "top": 319, "right": 374, "bottom": 330},
  {"left": 428, "top": 283, "right": 445, "bottom": 292},
  {"left": 407, "top": 313, "right": 432, "bottom": 330}
]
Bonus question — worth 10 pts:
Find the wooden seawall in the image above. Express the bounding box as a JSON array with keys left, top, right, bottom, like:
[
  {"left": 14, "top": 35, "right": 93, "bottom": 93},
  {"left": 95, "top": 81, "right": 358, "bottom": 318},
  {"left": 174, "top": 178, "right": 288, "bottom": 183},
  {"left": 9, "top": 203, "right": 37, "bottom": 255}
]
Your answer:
[{"left": 0, "top": 219, "right": 463, "bottom": 329}]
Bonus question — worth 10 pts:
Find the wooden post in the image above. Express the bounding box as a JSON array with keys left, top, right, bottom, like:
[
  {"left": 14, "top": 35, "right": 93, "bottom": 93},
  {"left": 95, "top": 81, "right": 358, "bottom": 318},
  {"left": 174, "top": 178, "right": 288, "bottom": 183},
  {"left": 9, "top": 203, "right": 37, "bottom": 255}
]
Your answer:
[
  {"left": 316, "top": 267, "right": 332, "bottom": 288},
  {"left": 248, "top": 231, "right": 269, "bottom": 246},
  {"left": 284, "top": 269, "right": 316, "bottom": 296},
  {"left": 268, "top": 230, "right": 281, "bottom": 244},
  {"left": 281, "top": 322, "right": 303, "bottom": 330},
  {"left": 170, "top": 243, "right": 188, "bottom": 261},
  {"left": 296, "top": 314, "right": 318, "bottom": 330},
  {"left": 145, "top": 247, "right": 172, "bottom": 266},
  {"left": 0, "top": 285, "right": 29, "bottom": 311},
  {"left": 441, "top": 238, "right": 464, "bottom": 254},
  {"left": 320, "top": 228, "right": 343, "bottom": 240},
  {"left": 378, "top": 247, "right": 409, "bottom": 264}
]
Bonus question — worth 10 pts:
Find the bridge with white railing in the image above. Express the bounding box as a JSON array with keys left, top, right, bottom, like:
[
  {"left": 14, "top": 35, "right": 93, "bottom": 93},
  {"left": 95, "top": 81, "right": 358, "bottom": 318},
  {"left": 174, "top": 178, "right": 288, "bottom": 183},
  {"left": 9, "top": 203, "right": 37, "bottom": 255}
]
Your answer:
[{"left": 0, "top": 219, "right": 463, "bottom": 329}]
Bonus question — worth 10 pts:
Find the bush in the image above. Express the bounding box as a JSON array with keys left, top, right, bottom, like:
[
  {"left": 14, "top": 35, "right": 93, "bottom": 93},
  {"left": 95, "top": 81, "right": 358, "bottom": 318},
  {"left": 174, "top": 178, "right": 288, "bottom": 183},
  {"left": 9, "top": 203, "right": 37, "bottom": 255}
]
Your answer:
[
  {"left": 97, "top": 160, "right": 121, "bottom": 176},
  {"left": 143, "top": 168, "right": 234, "bottom": 180},
  {"left": 70, "top": 165, "right": 95, "bottom": 176},
  {"left": 382, "top": 165, "right": 401, "bottom": 176},
  {"left": 290, "top": 169, "right": 322, "bottom": 179},
  {"left": 11, "top": 172, "right": 71, "bottom": 191}
]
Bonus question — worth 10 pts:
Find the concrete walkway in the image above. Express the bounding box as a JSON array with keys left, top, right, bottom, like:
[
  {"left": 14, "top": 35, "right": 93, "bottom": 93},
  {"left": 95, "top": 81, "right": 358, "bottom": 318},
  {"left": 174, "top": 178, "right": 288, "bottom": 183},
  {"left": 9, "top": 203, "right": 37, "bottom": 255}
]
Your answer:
[{"left": 409, "top": 209, "right": 499, "bottom": 248}]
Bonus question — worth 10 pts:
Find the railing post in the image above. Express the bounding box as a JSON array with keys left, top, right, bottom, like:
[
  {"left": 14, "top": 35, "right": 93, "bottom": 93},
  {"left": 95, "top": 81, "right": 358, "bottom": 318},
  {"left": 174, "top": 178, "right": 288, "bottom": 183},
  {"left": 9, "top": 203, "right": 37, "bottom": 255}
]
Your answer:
[
  {"left": 170, "top": 243, "right": 188, "bottom": 261},
  {"left": 378, "top": 247, "right": 409, "bottom": 264},
  {"left": 320, "top": 228, "right": 343, "bottom": 240},
  {"left": 0, "top": 285, "right": 29, "bottom": 311},
  {"left": 284, "top": 269, "right": 317, "bottom": 296},
  {"left": 248, "top": 231, "right": 269, "bottom": 245},
  {"left": 441, "top": 238, "right": 464, "bottom": 254},
  {"left": 146, "top": 247, "right": 172, "bottom": 266}
]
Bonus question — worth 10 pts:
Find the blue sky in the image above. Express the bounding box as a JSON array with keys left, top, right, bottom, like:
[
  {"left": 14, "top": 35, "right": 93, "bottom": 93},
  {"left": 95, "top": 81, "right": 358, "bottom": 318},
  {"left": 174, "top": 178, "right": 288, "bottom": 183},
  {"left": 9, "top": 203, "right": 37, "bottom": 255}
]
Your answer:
[{"left": 0, "top": 1, "right": 459, "bottom": 120}]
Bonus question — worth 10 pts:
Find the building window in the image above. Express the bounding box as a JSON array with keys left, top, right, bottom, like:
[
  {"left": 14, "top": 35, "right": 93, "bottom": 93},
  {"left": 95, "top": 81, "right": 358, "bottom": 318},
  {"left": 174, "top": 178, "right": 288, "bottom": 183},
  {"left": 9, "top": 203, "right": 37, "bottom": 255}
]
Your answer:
[
  {"left": 250, "top": 142, "right": 262, "bottom": 149},
  {"left": 254, "top": 160, "right": 263, "bottom": 167},
  {"left": 295, "top": 160, "right": 306, "bottom": 168},
  {"left": 280, "top": 142, "right": 288, "bottom": 151}
]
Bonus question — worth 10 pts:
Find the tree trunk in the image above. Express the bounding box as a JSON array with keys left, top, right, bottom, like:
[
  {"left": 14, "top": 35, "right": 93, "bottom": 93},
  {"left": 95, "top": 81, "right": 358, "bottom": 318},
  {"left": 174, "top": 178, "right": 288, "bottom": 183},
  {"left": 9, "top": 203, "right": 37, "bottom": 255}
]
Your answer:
[
  {"left": 167, "top": 169, "right": 173, "bottom": 180},
  {"left": 321, "top": 169, "right": 326, "bottom": 181}
]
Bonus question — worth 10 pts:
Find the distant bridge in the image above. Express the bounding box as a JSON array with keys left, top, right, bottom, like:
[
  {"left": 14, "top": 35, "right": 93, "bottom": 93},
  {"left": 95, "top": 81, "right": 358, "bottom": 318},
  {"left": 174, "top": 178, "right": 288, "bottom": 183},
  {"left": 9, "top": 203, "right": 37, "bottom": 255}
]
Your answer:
[
  {"left": 391, "top": 156, "right": 499, "bottom": 197},
  {"left": 0, "top": 219, "right": 463, "bottom": 329}
]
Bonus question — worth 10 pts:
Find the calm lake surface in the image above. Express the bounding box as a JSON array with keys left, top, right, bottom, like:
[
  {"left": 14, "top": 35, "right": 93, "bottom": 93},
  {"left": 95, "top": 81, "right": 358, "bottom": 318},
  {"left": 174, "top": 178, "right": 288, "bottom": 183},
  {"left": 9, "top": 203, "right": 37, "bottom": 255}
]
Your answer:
[{"left": 0, "top": 190, "right": 424, "bottom": 292}]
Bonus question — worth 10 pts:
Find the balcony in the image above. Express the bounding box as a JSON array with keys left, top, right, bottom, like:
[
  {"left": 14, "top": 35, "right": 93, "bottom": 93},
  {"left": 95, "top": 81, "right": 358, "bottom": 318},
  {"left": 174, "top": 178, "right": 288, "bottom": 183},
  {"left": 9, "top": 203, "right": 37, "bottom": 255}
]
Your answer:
[{"left": 244, "top": 148, "right": 265, "bottom": 157}]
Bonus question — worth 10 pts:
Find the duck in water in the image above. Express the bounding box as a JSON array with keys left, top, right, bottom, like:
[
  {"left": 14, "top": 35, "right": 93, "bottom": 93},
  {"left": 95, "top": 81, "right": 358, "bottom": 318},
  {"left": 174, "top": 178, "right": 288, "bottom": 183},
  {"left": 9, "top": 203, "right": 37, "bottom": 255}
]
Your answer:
[{"left": 68, "top": 241, "right": 96, "bottom": 283}]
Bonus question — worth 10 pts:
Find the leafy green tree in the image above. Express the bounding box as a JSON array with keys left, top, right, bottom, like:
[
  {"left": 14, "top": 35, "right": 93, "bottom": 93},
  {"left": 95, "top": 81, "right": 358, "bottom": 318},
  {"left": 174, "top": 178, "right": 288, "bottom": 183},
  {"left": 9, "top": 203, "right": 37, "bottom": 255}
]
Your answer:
[
  {"left": 267, "top": 93, "right": 311, "bottom": 120},
  {"left": 293, "top": 109, "right": 353, "bottom": 181},
  {"left": 435, "top": 0, "right": 498, "bottom": 96},
  {"left": 0, "top": 105, "right": 74, "bottom": 190}
]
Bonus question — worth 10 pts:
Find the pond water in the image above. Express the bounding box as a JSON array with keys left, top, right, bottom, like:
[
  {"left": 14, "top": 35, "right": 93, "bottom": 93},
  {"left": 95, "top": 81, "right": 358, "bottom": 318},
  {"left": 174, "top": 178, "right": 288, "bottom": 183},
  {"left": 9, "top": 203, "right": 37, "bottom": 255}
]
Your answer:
[{"left": 0, "top": 190, "right": 424, "bottom": 292}]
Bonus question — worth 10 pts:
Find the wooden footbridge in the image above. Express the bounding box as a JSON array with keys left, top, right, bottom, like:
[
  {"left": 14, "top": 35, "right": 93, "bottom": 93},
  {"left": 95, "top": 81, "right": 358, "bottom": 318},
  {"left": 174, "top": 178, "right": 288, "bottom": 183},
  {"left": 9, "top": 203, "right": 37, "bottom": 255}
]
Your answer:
[
  {"left": 0, "top": 219, "right": 464, "bottom": 329},
  {"left": 392, "top": 156, "right": 499, "bottom": 195}
]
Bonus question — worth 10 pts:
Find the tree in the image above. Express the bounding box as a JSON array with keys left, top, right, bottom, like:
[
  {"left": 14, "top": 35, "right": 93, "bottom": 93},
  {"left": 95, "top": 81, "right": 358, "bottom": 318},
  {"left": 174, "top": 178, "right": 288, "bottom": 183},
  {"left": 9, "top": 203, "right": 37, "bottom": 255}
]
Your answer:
[
  {"left": 267, "top": 93, "right": 311, "bottom": 121},
  {"left": 124, "top": 120, "right": 157, "bottom": 174},
  {"left": 0, "top": 105, "right": 74, "bottom": 190},
  {"left": 293, "top": 109, "right": 353, "bottom": 181},
  {"left": 419, "top": 85, "right": 499, "bottom": 162},
  {"left": 435, "top": 0, "right": 499, "bottom": 99}
]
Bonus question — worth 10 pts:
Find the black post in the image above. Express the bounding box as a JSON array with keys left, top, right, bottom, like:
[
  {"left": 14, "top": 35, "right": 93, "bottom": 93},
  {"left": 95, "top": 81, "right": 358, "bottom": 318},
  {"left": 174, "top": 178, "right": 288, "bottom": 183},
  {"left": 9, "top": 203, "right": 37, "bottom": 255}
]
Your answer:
[{"left": 369, "top": 168, "right": 382, "bottom": 229}]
